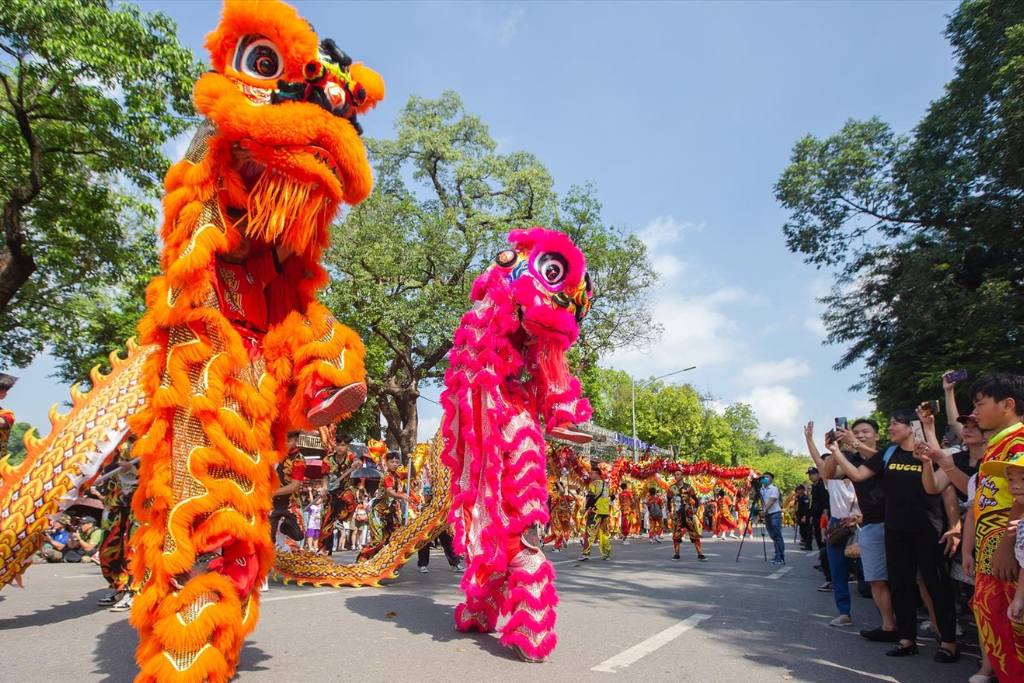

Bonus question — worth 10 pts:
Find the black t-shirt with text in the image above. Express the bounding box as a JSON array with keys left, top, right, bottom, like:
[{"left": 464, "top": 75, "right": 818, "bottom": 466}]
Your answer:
[
  {"left": 848, "top": 452, "right": 885, "bottom": 525},
  {"left": 865, "top": 445, "right": 945, "bottom": 533}
]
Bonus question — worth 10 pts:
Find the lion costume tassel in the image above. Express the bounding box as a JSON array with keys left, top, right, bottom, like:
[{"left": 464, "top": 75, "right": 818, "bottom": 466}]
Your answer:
[
  {"left": 441, "top": 228, "right": 594, "bottom": 663},
  {"left": 126, "top": 2, "right": 383, "bottom": 680}
]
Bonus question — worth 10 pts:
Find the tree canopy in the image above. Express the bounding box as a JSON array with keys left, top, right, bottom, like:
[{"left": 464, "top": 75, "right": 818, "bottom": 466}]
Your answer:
[
  {"left": 324, "top": 92, "right": 660, "bottom": 454},
  {"left": 0, "top": 0, "right": 200, "bottom": 379},
  {"left": 775, "top": 0, "right": 1024, "bottom": 414}
]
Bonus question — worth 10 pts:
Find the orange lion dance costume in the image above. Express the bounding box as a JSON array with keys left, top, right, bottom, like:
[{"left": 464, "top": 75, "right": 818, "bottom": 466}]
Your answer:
[{"left": 126, "top": 2, "right": 383, "bottom": 680}]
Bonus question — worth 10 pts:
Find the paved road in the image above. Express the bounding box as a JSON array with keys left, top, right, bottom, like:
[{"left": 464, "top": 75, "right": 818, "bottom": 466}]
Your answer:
[{"left": 1, "top": 531, "right": 981, "bottom": 682}]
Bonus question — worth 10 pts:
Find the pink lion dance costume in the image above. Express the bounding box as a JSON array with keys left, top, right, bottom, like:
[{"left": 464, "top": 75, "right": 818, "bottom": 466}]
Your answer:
[{"left": 441, "top": 227, "right": 593, "bottom": 663}]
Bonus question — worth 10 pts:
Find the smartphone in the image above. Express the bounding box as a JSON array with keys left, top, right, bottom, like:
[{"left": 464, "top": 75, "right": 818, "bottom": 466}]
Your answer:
[
  {"left": 825, "top": 429, "right": 836, "bottom": 445},
  {"left": 919, "top": 400, "right": 940, "bottom": 418},
  {"left": 835, "top": 417, "right": 848, "bottom": 430},
  {"left": 911, "top": 420, "right": 926, "bottom": 443},
  {"left": 944, "top": 369, "right": 969, "bottom": 384}
]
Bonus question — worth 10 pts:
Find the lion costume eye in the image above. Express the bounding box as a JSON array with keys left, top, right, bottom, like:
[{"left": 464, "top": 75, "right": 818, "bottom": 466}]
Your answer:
[
  {"left": 235, "top": 36, "right": 284, "bottom": 80},
  {"left": 535, "top": 252, "right": 568, "bottom": 286}
]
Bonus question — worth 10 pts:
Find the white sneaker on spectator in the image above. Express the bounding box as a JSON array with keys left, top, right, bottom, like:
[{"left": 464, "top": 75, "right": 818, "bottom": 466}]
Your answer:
[
  {"left": 260, "top": 578, "right": 270, "bottom": 592},
  {"left": 453, "top": 561, "right": 465, "bottom": 572},
  {"left": 829, "top": 614, "right": 853, "bottom": 627},
  {"left": 109, "top": 593, "right": 134, "bottom": 612},
  {"left": 418, "top": 566, "right": 429, "bottom": 573}
]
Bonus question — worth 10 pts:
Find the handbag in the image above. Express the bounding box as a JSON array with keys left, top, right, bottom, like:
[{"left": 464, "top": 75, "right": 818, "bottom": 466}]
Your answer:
[
  {"left": 844, "top": 526, "right": 861, "bottom": 559},
  {"left": 826, "top": 523, "right": 853, "bottom": 548}
]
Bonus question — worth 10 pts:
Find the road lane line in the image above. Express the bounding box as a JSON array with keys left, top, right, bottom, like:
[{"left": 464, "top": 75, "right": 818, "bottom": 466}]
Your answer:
[
  {"left": 767, "top": 566, "right": 792, "bottom": 579},
  {"left": 591, "top": 613, "right": 711, "bottom": 673},
  {"left": 810, "top": 659, "right": 899, "bottom": 682},
  {"left": 806, "top": 550, "right": 818, "bottom": 557}
]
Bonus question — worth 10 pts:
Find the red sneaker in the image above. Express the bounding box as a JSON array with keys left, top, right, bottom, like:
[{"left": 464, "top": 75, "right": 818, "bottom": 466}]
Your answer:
[
  {"left": 547, "top": 424, "right": 593, "bottom": 444},
  {"left": 307, "top": 382, "right": 368, "bottom": 426}
]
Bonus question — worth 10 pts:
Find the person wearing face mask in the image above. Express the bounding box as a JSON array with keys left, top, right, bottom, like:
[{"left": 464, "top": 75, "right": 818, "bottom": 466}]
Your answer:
[{"left": 758, "top": 472, "right": 785, "bottom": 564}]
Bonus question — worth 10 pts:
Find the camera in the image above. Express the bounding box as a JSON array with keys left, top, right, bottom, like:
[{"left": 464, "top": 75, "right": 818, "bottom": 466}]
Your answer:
[{"left": 834, "top": 417, "right": 848, "bottom": 430}]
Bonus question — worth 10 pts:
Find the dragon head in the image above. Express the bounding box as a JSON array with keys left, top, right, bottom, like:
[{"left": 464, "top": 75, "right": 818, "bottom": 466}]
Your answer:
[
  {"left": 198, "top": 0, "right": 384, "bottom": 254},
  {"left": 486, "top": 227, "right": 593, "bottom": 350}
]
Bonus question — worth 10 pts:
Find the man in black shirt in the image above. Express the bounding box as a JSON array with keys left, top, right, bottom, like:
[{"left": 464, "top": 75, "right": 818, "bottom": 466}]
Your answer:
[
  {"left": 794, "top": 484, "right": 812, "bottom": 550},
  {"left": 808, "top": 467, "right": 828, "bottom": 550},
  {"left": 836, "top": 418, "right": 897, "bottom": 641}
]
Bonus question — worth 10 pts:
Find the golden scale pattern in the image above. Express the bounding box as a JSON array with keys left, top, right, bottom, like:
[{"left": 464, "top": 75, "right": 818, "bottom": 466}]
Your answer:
[{"left": 0, "top": 341, "right": 154, "bottom": 589}]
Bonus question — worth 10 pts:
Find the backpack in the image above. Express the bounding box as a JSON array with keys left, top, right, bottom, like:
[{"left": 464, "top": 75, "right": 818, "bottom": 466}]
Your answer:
[{"left": 882, "top": 444, "right": 898, "bottom": 466}]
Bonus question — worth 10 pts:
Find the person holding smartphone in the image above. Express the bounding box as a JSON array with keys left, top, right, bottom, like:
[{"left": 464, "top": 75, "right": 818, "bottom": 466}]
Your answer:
[{"left": 827, "top": 410, "right": 958, "bottom": 663}]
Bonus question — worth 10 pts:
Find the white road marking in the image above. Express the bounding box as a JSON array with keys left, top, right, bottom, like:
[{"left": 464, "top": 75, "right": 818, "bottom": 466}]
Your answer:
[
  {"left": 806, "top": 550, "right": 818, "bottom": 557},
  {"left": 261, "top": 590, "right": 337, "bottom": 603},
  {"left": 767, "top": 566, "right": 792, "bottom": 579},
  {"left": 810, "top": 659, "right": 900, "bottom": 682},
  {"left": 591, "top": 613, "right": 711, "bottom": 673}
]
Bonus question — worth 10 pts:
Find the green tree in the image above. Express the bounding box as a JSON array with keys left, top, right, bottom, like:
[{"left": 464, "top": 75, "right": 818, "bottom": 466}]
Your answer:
[
  {"left": 324, "top": 92, "right": 659, "bottom": 455},
  {"left": 0, "top": 0, "right": 201, "bottom": 379},
  {"left": 722, "top": 403, "right": 759, "bottom": 465},
  {"left": 5, "top": 420, "right": 31, "bottom": 466},
  {"left": 774, "top": 0, "right": 1024, "bottom": 415}
]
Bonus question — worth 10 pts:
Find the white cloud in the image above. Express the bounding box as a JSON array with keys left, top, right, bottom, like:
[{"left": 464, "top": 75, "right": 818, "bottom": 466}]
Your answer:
[
  {"left": 740, "top": 358, "right": 811, "bottom": 385},
  {"left": 804, "top": 316, "right": 827, "bottom": 338},
  {"left": 851, "top": 397, "right": 876, "bottom": 417},
  {"left": 636, "top": 215, "right": 703, "bottom": 283},
  {"left": 738, "top": 384, "right": 803, "bottom": 447},
  {"left": 607, "top": 289, "right": 742, "bottom": 375},
  {"left": 497, "top": 7, "right": 525, "bottom": 46}
]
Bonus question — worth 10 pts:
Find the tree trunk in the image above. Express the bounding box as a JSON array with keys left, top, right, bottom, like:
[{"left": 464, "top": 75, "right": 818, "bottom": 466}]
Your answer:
[
  {"left": 378, "top": 383, "right": 419, "bottom": 458},
  {"left": 0, "top": 205, "right": 37, "bottom": 314}
]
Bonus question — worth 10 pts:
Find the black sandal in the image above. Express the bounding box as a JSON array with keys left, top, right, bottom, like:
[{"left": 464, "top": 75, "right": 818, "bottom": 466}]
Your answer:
[
  {"left": 933, "top": 647, "right": 960, "bottom": 663},
  {"left": 885, "top": 643, "right": 919, "bottom": 657}
]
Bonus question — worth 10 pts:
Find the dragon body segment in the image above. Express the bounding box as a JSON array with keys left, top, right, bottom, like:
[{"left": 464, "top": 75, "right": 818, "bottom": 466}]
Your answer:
[
  {"left": 441, "top": 227, "right": 593, "bottom": 663},
  {"left": 0, "top": 341, "right": 153, "bottom": 589}
]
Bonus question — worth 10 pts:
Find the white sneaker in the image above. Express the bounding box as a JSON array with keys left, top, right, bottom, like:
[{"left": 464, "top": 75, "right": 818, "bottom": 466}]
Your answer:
[
  {"left": 109, "top": 593, "right": 134, "bottom": 613},
  {"left": 260, "top": 579, "right": 270, "bottom": 592},
  {"left": 830, "top": 614, "right": 853, "bottom": 627},
  {"left": 453, "top": 562, "right": 465, "bottom": 572},
  {"left": 418, "top": 566, "right": 429, "bottom": 574}
]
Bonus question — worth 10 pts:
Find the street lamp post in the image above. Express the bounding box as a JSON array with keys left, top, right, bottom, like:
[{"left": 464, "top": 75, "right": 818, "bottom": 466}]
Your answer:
[{"left": 630, "top": 366, "right": 696, "bottom": 460}]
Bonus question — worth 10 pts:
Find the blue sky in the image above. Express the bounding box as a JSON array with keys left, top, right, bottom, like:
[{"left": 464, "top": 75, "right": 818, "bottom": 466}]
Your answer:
[{"left": 6, "top": 1, "right": 959, "bottom": 453}]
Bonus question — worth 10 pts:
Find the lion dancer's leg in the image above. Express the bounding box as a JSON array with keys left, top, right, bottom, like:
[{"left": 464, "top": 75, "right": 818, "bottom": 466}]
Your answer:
[
  {"left": 499, "top": 421, "right": 558, "bottom": 662},
  {"left": 130, "top": 322, "right": 277, "bottom": 683},
  {"left": 454, "top": 569, "right": 504, "bottom": 634},
  {"left": 687, "top": 515, "right": 705, "bottom": 558},
  {"left": 268, "top": 303, "right": 367, "bottom": 431}
]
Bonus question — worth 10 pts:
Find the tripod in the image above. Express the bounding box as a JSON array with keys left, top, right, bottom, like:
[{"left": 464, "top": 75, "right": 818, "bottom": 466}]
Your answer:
[{"left": 735, "top": 492, "right": 767, "bottom": 563}]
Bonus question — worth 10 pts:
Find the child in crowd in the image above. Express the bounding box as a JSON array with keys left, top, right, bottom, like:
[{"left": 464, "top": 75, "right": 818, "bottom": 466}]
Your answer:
[
  {"left": 987, "top": 453, "right": 1024, "bottom": 623},
  {"left": 304, "top": 488, "right": 323, "bottom": 553},
  {"left": 352, "top": 492, "right": 369, "bottom": 551},
  {"left": 645, "top": 486, "right": 664, "bottom": 543}
]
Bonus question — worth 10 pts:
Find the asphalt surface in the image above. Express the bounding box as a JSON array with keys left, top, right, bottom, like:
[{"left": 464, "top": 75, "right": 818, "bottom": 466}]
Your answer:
[{"left": 1, "top": 529, "right": 982, "bottom": 682}]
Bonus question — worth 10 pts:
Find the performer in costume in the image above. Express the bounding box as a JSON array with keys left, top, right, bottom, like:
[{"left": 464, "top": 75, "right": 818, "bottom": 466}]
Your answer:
[
  {"left": 319, "top": 435, "right": 358, "bottom": 554},
  {"left": 736, "top": 482, "right": 753, "bottom": 536},
  {"left": 646, "top": 486, "right": 665, "bottom": 542},
  {"left": 442, "top": 227, "right": 593, "bottom": 663},
  {"left": 618, "top": 481, "right": 636, "bottom": 543},
  {"left": 580, "top": 463, "right": 612, "bottom": 560},
  {"left": 0, "top": 374, "right": 16, "bottom": 460},
  {"left": 546, "top": 481, "right": 576, "bottom": 551},
  {"left": 716, "top": 489, "right": 740, "bottom": 539},
  {"left": 668, "top": 472, "right": 706, "bottom": 561},
  {"left": 97, "top": 441, "right": 141, "bottom": 611},
  {"left": 124, "top": 3, "right": 385, "bottom": 678},
  {"left": 359, "top": 451, "right": 412, "bottom": 561}
]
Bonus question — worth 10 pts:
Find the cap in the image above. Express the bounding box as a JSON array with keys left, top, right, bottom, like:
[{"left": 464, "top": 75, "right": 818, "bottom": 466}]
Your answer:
[
  {"left": 79, "top": 515, "right": 97, "bottom": 525},
  {"left": 956, "top": 414, "right": 980, "bottom": 425},
  {"left": 806, "top": 467, "right": 819, "bottom": 474},
  {"left": 58, "top": 514, "right": 72, "bottom": 525},
  {"left": 980, "top": 452, "right": 1024, "bottom": 480},
  {"left": 0, "top": 373, "right": 17, "bottom": 391}
]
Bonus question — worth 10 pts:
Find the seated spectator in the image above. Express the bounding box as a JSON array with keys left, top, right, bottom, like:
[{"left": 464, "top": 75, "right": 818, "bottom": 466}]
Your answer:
[
  {"left": 64, "top": 516, "right": 104, "bottom": 563},
  {"left": 38, "top": 514, "right": 71, "bottom": 563}
]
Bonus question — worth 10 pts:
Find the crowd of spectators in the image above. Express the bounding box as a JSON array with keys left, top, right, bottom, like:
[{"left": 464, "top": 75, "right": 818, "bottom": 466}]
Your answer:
[{"left": 798, "top": 371, "right": 1024, "bottom": 683}]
